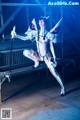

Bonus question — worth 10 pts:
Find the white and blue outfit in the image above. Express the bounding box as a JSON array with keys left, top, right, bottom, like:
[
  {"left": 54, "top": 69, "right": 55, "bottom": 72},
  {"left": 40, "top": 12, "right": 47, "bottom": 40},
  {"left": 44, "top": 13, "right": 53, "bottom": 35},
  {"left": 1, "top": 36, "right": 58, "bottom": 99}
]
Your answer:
[{"left": 11, "top": 24, "right": 65, "bottom": 96}]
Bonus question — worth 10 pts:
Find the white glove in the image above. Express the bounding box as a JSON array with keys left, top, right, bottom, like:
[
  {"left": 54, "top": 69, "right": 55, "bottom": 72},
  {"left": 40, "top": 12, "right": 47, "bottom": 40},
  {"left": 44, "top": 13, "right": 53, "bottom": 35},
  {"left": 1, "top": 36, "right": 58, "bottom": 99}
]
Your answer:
[{"left": 11, "top": 26, "right": 16, "bottom": 39}]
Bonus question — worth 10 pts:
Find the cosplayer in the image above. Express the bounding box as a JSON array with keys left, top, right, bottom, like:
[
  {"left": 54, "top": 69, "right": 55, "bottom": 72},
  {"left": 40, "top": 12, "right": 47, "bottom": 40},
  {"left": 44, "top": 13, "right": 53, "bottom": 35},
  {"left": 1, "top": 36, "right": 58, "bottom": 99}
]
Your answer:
[{"left": 11, "top": 16, "right": 65, "bottom": 96}]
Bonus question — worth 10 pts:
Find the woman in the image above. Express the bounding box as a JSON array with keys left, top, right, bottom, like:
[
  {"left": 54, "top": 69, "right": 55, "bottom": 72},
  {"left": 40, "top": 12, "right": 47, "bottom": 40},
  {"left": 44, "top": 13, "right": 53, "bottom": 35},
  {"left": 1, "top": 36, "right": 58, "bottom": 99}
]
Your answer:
[{"left": 11, "top": 16, "right": 65, "bottom": 96}]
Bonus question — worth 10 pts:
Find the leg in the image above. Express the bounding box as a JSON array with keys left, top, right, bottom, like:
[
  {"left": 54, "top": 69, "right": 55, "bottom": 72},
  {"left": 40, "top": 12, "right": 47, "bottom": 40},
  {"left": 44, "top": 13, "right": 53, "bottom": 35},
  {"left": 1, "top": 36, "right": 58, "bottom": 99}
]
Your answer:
[
  {"left": 23, "top": 49, "right": 40, "bottom": 68},
  {"left": 44, "top": 57, "right": 65, "bottom": 96}
]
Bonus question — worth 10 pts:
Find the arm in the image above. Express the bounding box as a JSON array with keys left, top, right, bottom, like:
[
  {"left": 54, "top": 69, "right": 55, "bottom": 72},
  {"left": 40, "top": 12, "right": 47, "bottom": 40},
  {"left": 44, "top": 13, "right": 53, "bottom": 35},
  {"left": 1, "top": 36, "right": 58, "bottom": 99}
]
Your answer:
[
  {"left": 46, "top": 32, "right": 57, "bottom": 61},
  {"left": 15, "top": 34, "right": 32, "bottom": 41},
  {"left": 11, "top": 26, "right": 36, "bottom": 41},
  {"left": 50, "top": 40, "right": 57, "bottom": 67},
  {"left": 50, "top": 41, "right": 56, "bottom": 60}
]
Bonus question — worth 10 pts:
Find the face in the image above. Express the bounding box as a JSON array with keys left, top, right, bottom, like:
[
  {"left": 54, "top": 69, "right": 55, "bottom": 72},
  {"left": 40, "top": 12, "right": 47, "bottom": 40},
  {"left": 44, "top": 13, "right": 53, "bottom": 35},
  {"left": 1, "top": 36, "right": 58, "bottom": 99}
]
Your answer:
[{"left": 38, "top": 19, "right": 45, "bottom": 27}]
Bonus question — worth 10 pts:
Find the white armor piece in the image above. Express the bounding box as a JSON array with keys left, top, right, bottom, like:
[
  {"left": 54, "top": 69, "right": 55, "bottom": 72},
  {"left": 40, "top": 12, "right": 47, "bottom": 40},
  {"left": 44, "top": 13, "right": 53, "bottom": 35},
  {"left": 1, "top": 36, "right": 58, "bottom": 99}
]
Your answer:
[{"left": 11, "top": 18, "right": 65, "bottom": 96}]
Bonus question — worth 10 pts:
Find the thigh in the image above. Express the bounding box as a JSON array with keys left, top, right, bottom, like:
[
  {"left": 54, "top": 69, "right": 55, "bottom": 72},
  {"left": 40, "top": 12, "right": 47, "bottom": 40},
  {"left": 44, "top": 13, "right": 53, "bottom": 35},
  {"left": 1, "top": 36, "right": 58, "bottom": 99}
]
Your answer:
[
  {"left": 33, "top": 51, "right": 41, "bottom": 61},
  {"left": 44, "top": 55, "right": 53, "bottom": 68},
  {"left": 23, "top": 49, "right": 41, "bottom": 61},
  {"left": 23, "top": 49, "right": 34, "bottom": 56},
  {"left": 44, "top": 56, "right": 50, "bottom": 65}
]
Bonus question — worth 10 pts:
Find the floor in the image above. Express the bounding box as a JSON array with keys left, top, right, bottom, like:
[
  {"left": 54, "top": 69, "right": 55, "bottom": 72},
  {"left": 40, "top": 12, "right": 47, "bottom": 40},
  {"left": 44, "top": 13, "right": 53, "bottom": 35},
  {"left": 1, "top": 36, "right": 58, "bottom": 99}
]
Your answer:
[{"left": 0, "top": 73, "right": 80, "bottom": 120}]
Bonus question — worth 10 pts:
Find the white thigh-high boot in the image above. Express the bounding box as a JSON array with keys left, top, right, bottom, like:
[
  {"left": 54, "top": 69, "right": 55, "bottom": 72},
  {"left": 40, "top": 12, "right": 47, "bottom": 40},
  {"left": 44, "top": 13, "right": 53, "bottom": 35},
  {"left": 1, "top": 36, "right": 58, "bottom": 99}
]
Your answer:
[
  {"left": 47, "top": 61, "right": 65, "bottom": 96},
  {"left": 23, "top": 49, "right": 39, "bottom": 68}
]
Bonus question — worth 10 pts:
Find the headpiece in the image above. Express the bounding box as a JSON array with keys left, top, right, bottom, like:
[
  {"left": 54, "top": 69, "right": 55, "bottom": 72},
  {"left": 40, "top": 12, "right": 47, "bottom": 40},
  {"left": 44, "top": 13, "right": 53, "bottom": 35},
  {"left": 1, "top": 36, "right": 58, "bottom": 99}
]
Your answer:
[{"left": 38, "top": 16, "right": 49, "bottom": 24}]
